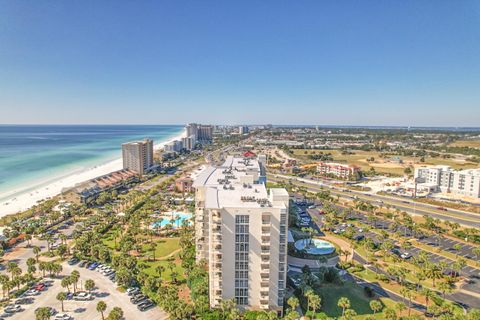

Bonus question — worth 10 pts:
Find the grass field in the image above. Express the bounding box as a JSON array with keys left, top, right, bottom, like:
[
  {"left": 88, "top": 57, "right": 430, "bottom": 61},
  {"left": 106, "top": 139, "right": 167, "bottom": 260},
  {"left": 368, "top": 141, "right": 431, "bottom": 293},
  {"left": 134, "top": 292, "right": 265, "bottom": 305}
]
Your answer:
[
  {"left": 314, "top": 282, "right": 377, "bottom": 317},
  {"left": 291, "top": 149, "right": 479, "bottom": 176},
  {"left": 141, "top": 237, "right": 180, "bottom": 258},
  {"left": 449, "top": 140, "right": 480, "bottom": 148}
]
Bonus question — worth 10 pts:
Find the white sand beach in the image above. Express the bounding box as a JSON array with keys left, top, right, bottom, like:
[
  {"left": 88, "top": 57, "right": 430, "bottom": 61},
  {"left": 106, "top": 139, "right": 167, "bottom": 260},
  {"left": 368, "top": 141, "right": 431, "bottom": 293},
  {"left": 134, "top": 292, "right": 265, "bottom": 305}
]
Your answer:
[{"left": 0, "top": 131, "right": 186, "bottom": 217}]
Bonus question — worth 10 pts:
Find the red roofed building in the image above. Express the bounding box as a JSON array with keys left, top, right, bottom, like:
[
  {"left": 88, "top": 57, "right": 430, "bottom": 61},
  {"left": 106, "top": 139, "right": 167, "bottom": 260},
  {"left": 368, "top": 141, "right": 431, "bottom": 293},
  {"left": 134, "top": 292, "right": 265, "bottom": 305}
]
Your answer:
[
  {"left": 317, "top": 162, "right": 360, "bottom": 179},
  {"left": 243, "top": 150, "right": 256, "bottom": 158}
]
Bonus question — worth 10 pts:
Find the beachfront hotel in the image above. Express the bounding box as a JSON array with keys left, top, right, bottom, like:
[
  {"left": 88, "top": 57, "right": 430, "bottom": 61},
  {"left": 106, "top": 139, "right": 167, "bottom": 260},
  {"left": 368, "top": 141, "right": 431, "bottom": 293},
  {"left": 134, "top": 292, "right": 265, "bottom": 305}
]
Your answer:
[
  {"left": 121, "top": 139, "right": 154, "bottom": 176},
  {"left": 186, "top": 123, "right": 213, "bottom": 143},
  {"left": 193, "top": 155, "right": 289, "bottom": 314}
]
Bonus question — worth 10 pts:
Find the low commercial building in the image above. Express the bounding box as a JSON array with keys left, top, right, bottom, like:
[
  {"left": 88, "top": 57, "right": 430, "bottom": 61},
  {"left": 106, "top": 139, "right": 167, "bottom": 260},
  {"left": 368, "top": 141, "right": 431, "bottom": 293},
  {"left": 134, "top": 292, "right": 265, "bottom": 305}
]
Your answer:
[
  {"left": 175, "top": 176, "right": 194, "bottom": 193},
  {"left": 316, "top": 162, "right": 360, "bottom": 179},
  {"left": 193, "top": 156, "right": 288, "bottom": 314},
  {"left": 415, "top": 166, "right": 480, "bottom": 198}
]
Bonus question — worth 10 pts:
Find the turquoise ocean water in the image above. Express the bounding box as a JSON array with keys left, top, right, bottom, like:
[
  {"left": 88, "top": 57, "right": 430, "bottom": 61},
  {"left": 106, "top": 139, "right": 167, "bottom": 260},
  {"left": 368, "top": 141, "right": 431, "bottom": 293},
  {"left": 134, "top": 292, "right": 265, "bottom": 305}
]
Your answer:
[{"left": 0, "top": 125, "right": 184, "bottom": 202}]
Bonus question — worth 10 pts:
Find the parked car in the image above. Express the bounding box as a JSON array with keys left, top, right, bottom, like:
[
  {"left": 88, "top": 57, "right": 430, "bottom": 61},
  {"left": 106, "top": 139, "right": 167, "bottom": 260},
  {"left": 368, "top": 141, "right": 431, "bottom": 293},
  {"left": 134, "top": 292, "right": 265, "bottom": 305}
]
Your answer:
[
  {"left": 400, "top": 252, "right": 412, "bottom": 259},
  {"left": 67, "top": 257, "right": 79, "bottom": 265},
  {"left": 127, "top": 287, "right": 140, "bottom": 296},
  {"left": 54, "top": 313, "right": 72, "bottom": 320},
  {"left": 25, "top": 289, "right": 40, "bottom": 296},
  {"left": 131, "top": 294, "right": 147, "bottom": 304},
  {"left": 87, "top": 262, "right": 99, "bottom": 270},
  {"left": 138, "top": 300, "right": 155, "bottom": 311},
  {"left": 74, "top": 292, "right": 93, "bottom": 301},
  {"left": 79, "top": 260, "right": 88, "bottom": 268},
  {"left": 4, "top": 305, "right": 22, "bottom": 313}
]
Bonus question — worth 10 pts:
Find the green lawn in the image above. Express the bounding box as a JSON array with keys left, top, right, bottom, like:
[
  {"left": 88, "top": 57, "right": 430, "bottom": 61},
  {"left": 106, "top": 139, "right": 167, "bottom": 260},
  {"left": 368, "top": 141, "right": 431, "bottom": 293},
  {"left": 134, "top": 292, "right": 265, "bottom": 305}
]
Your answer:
[
  {"left": 141, "top": 253, "right": 185, "bottom": 282},
  {"left": 314, "top": 282, "right": 378, "bottom": 317},
  {"left": 141, "top": 237, "right": 180, "bottom": 259}
]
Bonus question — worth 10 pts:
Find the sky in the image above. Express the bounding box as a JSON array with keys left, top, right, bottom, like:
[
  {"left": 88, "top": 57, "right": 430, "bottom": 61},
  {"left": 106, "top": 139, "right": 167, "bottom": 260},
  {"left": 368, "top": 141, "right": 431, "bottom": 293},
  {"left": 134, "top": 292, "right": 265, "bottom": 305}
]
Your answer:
[{"left": 0, "top": 1, "right": 479, "bottom": 126}]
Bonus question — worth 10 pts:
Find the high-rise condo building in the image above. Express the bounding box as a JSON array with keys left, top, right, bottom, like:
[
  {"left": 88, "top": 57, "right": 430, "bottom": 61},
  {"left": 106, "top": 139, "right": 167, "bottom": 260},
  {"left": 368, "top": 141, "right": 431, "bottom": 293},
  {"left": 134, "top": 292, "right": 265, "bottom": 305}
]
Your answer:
[
  {"left": 121, "top": 139, "right": 154, "bottom": 176},
  {"left": 193, "top": 156, "right": 288, "bottom": 315},
  {"left": 186, "top": 123, "right": 213, "bottom": 143}
]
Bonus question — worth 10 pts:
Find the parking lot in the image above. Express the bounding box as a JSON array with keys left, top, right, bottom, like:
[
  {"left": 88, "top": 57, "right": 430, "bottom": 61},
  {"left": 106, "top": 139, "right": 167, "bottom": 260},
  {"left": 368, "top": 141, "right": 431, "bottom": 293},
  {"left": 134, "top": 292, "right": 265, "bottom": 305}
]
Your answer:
[{"left": 5, "top": 261, "right": 168, "bottom": 320}]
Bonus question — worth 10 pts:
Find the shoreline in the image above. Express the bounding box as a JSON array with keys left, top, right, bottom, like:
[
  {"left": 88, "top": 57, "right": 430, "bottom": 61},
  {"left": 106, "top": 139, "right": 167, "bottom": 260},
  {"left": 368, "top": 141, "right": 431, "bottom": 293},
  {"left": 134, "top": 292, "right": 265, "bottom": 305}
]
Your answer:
[{"left": 0, "top": 130, "right": 186, "bottom": 217}]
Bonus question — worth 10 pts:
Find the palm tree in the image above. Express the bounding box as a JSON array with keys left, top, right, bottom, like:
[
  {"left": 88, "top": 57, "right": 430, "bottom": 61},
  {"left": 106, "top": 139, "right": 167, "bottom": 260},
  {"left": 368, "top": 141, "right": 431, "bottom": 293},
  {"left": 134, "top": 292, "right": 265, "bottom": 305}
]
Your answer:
[
  {"left": 70, "top": 270, "right": 80, "bottom": 293},
  {"left": 287, "top": 296, "right": 299, "bottom": 312},
  {"left": 337, "top": 297, "right": 350, "bottom": 316},
  {"left": 438, "top": 282, "right": 453, "bottom": 300},
  {"left": 57, "top": 292, "right": 66, "bottom": 312},
  {"left": 155, "top": 265, "right": 165, "bottom": 278},
  {"left": 453, "top": 243, "right": 462, "bottom": 258},
  {"left": 474, "top": 247, "right": 480, "bottom": 266},
  {"left": 421, "top": 288, "right": 435, "bottom": 309},
  {"left": 61, "top": 277, "right": 71, "bottom": 293},
  {"left": 96, "top": 300, "right": 107, "bottom": 320},
  {"left": 33, "top": 246, "right": 41, "bottom": 263},
  {"left": 369, "top": 300, "right": 382, "bottom": 315},
  {"left": 85, "top": 279, "right": 95, "bottom": 293},
  {"left": 35, "top": 307, "right": 52, "bottom": 320}
]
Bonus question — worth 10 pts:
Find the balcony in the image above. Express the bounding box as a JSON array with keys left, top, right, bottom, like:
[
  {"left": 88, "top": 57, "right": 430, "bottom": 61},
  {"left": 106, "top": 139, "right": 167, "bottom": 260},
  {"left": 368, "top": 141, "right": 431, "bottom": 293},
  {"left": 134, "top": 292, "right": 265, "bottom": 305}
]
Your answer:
[
  {"left": 261, "top": 236, "right": 270, "bottom": 244},
  {"left": 260, "top": 281, "right": 269, "bottom": 288},
  {"left": 262, "top": 226, "right": 270, "bottom": 233},
  {"left": 261, "top": 264, "right": 269, "bottom": 271}
]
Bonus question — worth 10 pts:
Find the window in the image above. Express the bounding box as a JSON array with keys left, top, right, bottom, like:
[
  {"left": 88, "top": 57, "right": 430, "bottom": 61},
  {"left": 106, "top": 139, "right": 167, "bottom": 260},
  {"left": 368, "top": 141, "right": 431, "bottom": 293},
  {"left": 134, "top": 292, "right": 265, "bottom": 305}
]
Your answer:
[{"left": 235, "top": 215, "right": 249, "bottom": 305}]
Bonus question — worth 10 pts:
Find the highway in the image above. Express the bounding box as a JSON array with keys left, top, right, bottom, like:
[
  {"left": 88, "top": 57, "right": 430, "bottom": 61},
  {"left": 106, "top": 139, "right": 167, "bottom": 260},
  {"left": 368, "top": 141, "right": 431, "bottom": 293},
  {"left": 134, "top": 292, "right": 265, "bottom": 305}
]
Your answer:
[{"left": 269, "top": 174, "right": 480, "bottom": 228}]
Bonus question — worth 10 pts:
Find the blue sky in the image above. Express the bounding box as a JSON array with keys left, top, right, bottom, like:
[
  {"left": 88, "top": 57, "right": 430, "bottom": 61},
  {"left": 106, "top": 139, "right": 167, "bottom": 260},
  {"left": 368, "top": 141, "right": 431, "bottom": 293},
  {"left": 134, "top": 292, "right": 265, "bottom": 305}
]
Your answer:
[{"left": 1, "top": 1, "right": 479, "bottom": 126}]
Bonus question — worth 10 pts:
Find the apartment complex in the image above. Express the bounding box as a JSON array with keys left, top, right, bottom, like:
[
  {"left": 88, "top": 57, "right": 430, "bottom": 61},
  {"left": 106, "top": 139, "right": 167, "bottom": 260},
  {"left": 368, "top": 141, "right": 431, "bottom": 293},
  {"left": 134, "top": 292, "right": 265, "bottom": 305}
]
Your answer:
[
  {"left": 193, "top": 156, "right": 288, "bottom": 314},
  {"left": 239, "top": 125, "right": 249, "bottom": 135},
  {"left": 186, "top": 123, "right": 213, "bottom": 143},
  {"left": 316, "top": 162, "right": 360, "bottom": 179},
  {"left": 415, "top": 166, "right": 480, "bottom": 198},
  {"left": 121, "top": 139, "right": 154, "bottom": 175}
]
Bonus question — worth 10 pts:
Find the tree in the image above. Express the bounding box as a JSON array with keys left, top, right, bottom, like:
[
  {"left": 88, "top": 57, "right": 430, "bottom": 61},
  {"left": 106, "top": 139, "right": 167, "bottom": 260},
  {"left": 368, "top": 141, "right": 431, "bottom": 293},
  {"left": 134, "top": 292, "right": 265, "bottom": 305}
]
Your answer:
[
  {"left": 384, "top": 308, "right": 397, "bottom": 320},
  {"left": 57, "top": 292, "right": 66, "bottom": 312},
  {"left": 438, "top": 282, "right": 453, "bottom": 300},
  {"left": 452, "top": 243, "right": 462, "bottom": 258},
  {"left": 107, "top": 307, "right": 124, "bottom": 320},
  {"left": 369, "top": 300, "right": 382, "bottom": 314},
  {"left": 70, "top": 270, "right": 80, "bottom": 293},
  {"left": 337, "top": 297, "right": 350, "bottom": 317},
  {"left": 97, "top": 300, "right": 107, "bottom": 320},
  {"left": 473, "top": 247, "right": 480, "bottom": 265},
  {"left": 35, "top": 307, "right": 52, "bottom": 320},
  {"left": 33, "top": 246, "right": 41, "bottom": 262},
  {"left": 287, "top": 296, "right": 299, "bottom": 312},
  {"left": 85, "top": 279, "right": 95, "bottom": 293},
  {"left": 61, "top": 277, "right": 71, "bottom": 293}
]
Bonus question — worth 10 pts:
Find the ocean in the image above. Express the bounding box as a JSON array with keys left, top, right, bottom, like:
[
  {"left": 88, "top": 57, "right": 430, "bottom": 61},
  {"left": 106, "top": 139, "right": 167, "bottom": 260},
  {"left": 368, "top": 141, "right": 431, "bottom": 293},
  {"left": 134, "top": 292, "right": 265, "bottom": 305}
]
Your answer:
[{"left": 0, "top": 125, "right": 184, "bottom": 202}]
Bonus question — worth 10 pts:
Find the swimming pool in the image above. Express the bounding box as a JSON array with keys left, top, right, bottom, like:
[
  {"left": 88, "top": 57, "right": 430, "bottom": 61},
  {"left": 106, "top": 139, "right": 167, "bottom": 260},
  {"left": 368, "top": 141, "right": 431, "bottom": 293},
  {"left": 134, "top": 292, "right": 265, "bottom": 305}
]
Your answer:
[
  {"left": 150, "top": 212, "right": 192, "bottom": 229},
  {"left": 294, "top": 238, "right": 336, "bottom": 255}
]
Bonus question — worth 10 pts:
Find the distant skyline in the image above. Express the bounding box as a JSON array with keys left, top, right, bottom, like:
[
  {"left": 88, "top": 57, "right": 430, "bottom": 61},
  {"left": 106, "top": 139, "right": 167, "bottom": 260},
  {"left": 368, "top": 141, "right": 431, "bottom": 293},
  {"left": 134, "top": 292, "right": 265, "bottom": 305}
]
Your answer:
[{"left": 1, "top": 1, "right": 479, "bottom": 126}]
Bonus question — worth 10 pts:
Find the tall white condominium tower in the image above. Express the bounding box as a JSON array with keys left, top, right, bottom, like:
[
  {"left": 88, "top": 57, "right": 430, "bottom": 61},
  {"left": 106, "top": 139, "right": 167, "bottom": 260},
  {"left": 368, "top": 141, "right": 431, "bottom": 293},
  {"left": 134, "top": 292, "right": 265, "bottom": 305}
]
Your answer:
[
  {"left": 186, "top": 123, "right": 213, "bottom": 143},
  {"left": 121, "top": 139, "right": 154, "bottom": 176},
  {"left": 193, "top": 155, "right": 288, "bottom": 315}
]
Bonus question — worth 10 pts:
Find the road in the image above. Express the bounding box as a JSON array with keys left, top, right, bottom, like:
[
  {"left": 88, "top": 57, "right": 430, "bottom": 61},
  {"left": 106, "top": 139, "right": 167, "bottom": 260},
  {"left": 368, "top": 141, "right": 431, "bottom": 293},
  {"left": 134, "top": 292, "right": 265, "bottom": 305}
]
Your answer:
[
  {"left": 270, "top": 174, "right": 480, "bottom": 228},
  {"left": 290, "top": 192, "right": 480, "bottom": 308}
]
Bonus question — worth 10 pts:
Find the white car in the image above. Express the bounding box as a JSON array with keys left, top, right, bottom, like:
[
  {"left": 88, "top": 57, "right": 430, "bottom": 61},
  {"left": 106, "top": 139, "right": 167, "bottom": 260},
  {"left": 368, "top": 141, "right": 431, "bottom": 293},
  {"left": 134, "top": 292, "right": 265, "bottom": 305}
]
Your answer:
[
  {"left": 74, "top": 292, "right": 93, "bottom": 301},
  {"left": 127, "top": 287, "right": 139, "bottom": 295},
  {"left": 400, "top": 252, "right": 412, "bottom": 259},
  {"left": 5, "top": 305, "right": 22, "bottom": 313},
  {"left": 54, "top": 313, "right": 72, "bottom": 320},
  {"left": 25, "top": 289, "right": 40, "bottom": 296}
]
